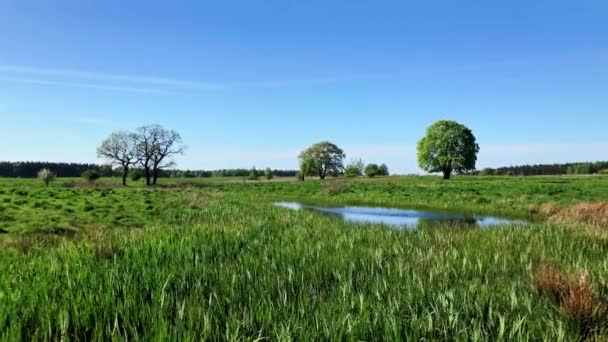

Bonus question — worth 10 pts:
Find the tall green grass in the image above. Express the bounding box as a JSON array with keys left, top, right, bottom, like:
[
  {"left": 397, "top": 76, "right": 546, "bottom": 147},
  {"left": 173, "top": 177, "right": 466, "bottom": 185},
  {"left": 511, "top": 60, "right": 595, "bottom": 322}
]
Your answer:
[{"left": 0, "top": 177, "right": 607, "bottom": 340}]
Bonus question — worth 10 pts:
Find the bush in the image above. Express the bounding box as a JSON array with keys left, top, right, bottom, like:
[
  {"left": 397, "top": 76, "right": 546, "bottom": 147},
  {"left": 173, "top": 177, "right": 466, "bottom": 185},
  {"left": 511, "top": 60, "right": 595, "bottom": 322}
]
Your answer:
[
  {"left": 598, "top": 169, "right": 608, "bottom": 175},
  {"left": 248, "top": 167, "right": 259, "bottom": 181},
  {"left": 296, "top": 171, "right": 304, "bottom": 182},
  {"left": 130, "top": 170, "right": 143, "bottom": 181},
  {"left": 479, "top": 168, "right": 495, "bottom": 176},
  {"left": 344, "top": 159, "right": 364, "bottom": 178},
  {"left": 264, "top": 168, "right": 273, "bottom": 180},
  {"left": 82, "top": 170, "right": 101, "bottom": 183},
  {"left": 323, "top": 180, "right": 351, "bottom": 195},
  {"left": 37, "top": 168, "right": 56, "bottom": 187},
  {"left": 364, "top": 164, "right": 380, "bottom": 177}
]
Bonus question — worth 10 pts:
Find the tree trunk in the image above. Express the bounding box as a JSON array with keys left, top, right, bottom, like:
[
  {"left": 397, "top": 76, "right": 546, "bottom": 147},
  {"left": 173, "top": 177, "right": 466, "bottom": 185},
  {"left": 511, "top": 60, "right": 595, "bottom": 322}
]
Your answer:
[
  {"left": 152, "top": 168, "right": 158, "bottom": 185},
  {"left": 145, "top": 167, "right": 151, "bottom": 185},
  {"left": 442, "top": 168, "right": 452, "bottom": 180},
  {"left": 319, "top": 170, "right": 325, "bottom": 179},
  {"left": 122, "top": 166, "right": 128, "bottom": 186}
]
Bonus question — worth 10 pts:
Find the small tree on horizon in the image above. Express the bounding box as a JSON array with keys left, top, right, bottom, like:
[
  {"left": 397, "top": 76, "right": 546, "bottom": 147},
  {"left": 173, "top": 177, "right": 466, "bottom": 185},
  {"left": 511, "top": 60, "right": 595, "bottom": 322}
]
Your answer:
[
  {"left": 82, "top": 169, "right": 101, "bottom": 183},
  {"left": 378, "top": 163, "right": 389, "bottom": 176},
  {"left": 417, "top": 120, "right": 479, "bottom": 180},
  {"left": 344, "top": 159, "right": 365, "bottom": 177},
  {"left": 248, "top": 166, "right": 259, "bottom": 180},
  {"left": 37, "top": 168, "right": 56, "bottom": 187},
  {"left": 97, "top": 131, "right": 138, "bottom": 186},
  {"left": 135, "top": 125, "right": 185, "bottom": 185},
  {"left": 264, "top": 167, "right": 273, "bottom": 180},
  {"left": 298, "top": 141, "right": 346, "bottom": 180},
  {"left": 364, "top": 163, "right": 380, "bottom": 177}
]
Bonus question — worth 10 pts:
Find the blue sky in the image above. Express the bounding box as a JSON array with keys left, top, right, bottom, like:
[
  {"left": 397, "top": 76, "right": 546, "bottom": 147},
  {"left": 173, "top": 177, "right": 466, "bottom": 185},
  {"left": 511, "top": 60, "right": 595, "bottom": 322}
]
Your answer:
[{"left": 1, "top": 1, "right": 607, "bottom": 173}]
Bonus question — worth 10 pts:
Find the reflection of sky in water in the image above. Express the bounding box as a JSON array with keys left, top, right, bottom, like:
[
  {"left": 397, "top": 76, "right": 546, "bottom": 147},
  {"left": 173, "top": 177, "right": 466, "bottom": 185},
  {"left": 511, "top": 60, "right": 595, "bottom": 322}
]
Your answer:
[{"left": 273, "top": 202, "right": 528, "bottom": 229}]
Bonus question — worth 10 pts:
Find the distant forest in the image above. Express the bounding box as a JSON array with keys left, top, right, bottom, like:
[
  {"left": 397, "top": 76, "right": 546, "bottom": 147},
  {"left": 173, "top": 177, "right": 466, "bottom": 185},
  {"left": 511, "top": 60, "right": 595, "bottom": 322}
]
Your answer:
[
  {"left": 1, "top": 161, "right": 607, "bottom": 178},
  {"left": 479, "top": 161, "right": 608, "bottom": 176},
  {"left": 0, "top": 162, "right": 297, "bottom": 178}
]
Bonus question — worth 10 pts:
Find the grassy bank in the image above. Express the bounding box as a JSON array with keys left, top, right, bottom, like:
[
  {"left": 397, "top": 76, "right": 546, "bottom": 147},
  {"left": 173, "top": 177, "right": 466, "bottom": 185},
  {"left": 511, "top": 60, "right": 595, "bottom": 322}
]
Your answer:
[{"left": 1, "top": 176, "right": 607, "bottom": 340}]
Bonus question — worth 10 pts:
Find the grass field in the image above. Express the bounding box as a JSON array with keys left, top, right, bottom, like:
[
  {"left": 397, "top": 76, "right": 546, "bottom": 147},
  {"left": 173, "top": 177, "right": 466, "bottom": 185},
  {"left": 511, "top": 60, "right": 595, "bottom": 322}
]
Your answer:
[{"left": 1, "top": 175, "right": 607, "bottom": 340}]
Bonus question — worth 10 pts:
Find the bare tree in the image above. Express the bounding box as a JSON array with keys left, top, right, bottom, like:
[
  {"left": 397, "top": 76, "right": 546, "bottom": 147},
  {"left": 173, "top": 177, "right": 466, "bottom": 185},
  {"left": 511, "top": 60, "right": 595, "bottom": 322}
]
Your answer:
[
  {"left": 97, "top": 132, "right": 138, "bottom": 186},
  {"left": 135, "top": 125, "right": 185, "bottom": 185}
]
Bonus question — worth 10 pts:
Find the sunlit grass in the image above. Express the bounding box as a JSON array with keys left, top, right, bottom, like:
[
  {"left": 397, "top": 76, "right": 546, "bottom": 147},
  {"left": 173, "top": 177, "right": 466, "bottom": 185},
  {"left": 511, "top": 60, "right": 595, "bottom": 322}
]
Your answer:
[{"left": 1, "top": 176, "right": 607, "bottom": 340}]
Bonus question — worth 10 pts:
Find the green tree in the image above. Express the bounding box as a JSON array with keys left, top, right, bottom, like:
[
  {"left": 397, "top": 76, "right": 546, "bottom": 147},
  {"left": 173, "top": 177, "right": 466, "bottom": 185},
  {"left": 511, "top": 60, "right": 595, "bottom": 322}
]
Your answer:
[
  {"left": 37, "top": 168, "right": 56, "bottom": 187},
  {"left": 378, "top": 163, "right": 389, "bottom": 176},
  {"left": 82, "top": 170, "right": 101, "bottom": 183},
  {"left": 264, "top": 167, "right": 273, "bottom": 180},
  {"left": 417, "top": 120, "right": 479, "bottom": 180},
  {"left": 344, "top": 159, "right": 364, "bottom": 177},
  {"left": 248, "top": 167, "right": 259, "bottom": 180},
  {"left": 298, "top": 141, "right": 346, "bottom": 180},
  {"left": 364, "top": 163, "right": 380, "bottom": 177}
]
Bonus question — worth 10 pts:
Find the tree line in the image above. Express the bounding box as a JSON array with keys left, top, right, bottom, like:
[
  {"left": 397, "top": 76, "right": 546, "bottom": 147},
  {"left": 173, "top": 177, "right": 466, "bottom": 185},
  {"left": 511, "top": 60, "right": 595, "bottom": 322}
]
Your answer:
[
  {"left": 0, "top": 162, "right": 114, "bottom": 178},
  {"left": 0, "top": 161, "right": 298, "bottom": 180},
  {"left": 479, "top": 161, "right": 608, "bottom": 176}
]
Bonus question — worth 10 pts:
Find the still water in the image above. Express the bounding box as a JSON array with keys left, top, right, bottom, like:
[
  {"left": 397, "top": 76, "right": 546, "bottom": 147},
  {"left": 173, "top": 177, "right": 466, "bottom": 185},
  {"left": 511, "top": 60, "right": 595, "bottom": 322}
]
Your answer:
[{"left": 274, "top": 201, "right": 529, "bottom": 229}]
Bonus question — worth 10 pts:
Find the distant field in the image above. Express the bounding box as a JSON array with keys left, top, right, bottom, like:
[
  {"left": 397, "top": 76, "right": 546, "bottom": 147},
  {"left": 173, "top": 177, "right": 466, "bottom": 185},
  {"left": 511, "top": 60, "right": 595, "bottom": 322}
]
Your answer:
[{"left": 1, "top": 175, "right": 607, "bottom": 339}]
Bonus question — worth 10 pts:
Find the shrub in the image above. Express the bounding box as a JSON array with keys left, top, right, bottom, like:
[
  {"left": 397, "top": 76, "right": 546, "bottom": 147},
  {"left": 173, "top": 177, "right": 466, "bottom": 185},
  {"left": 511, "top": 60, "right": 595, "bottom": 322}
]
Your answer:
[
  {"left": 248, "top": 167, "right": 259, "bottom": 181},
  {"left": 344, "top": 159, "right": 364, "bottom": 178},
  {"left": 598, "top": 169, "right": 608, "bottom": 175},
  {"left": 130, "top": 170, "right": 143, "bottom": 181},
  {"left": 264, "top": 168, "right": 273, "bottom": 180},
  {"left": 37, "top": 168, "right": 56, "bottom": 187},
  {"left": 479, "top": 168, "right": 495, "bottom": 176},
  {"left": 323, "top": 180, "right": 351, "bottom": 195},
  {"left": 296, "top": 171, "right": 304, "bottom": 182},
  {"left": 364, "top": 163, "right": 380, "bottom": 177},
  {"left": 82, "top": 170, "right": 101, "bottom": 183}
]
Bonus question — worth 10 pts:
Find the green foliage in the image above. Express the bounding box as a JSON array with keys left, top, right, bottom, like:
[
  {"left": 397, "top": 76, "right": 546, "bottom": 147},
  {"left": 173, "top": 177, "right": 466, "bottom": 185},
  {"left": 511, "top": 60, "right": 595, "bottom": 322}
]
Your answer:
[
  {"left": 130, "top": 170, "right": 143, "bottom": 181},
  {"left": 344, "top": 159, "right": 365, "bottom": 177},
  {"left": 264, "top": 168, "right": 273, "bottom": 180},
  {"left": 0, "top": 176, "right": 607, "bottom": 340},
  {"left": 248, "top": 167, "right": 259, "bottom": 181},
  {"left": 378, "top": 164, "right": 389, "bottom": 176},
  {"left": 37, "top": 168, "right": 56, "bottom": 187},
  {"left": 82, "top": 170, "right": 101, "bottom": 183},
  {"left": 322, "top": 180, "right": 351, "bottom": 195},
  {"left": 417, "top": 120, "right": 479, "bottom": 180},
  {"left": 599, "top": 169, "right": 608, "bottom": 175},
  {"left": 364, "top": 163, "right": 380, "bottom": 177},
  {"left": 298, "top": 159, "right": 314, "bottom": 181},
  {"left": 296, "top": 171, "right": 305, "bottom": 181},
  {"left": 298, "top": 141, "right": 346, "bottom": 179},
  {"left": 567, "top": 164, "right": 593, "bottom": 175},
  {"left": 479, "top": 168, "right": 495, "bottom": 176}
]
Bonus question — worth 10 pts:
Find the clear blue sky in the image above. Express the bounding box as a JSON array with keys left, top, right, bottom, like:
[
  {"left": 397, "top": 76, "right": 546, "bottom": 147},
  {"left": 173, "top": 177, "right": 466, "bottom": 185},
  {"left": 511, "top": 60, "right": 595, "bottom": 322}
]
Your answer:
[{"left": 1, "top": 1, "right": 607, "bottom": 173}]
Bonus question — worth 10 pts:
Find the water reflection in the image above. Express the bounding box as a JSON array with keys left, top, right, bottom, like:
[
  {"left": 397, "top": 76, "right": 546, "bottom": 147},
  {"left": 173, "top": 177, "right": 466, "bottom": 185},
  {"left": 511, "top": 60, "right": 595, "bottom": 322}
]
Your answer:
[{"left": 274, "top": 201, "right": 528, "bottom": 229}]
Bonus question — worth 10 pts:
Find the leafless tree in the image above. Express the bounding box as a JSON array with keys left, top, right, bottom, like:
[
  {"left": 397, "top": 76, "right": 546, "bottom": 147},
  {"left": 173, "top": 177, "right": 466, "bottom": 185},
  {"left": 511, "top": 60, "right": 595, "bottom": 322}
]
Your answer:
[
  {"left": 135, "top": 125, "right": 185, "bottom": 185},
  {"left": 97, "top": 132, "right": 138, "bottom": 185}
]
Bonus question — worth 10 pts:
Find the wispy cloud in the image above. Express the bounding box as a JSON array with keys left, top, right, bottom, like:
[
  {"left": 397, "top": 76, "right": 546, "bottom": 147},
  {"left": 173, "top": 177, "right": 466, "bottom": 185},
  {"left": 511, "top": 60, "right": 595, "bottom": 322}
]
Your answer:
[
  {"left": 0, "top": 65, "right": 224, "bottom": 90},
  {"left": 0, "top": 76, "right": 161, "bottom": 94},
  {"left": 0, "top": 50, "right": 603, "bottom": 94}
]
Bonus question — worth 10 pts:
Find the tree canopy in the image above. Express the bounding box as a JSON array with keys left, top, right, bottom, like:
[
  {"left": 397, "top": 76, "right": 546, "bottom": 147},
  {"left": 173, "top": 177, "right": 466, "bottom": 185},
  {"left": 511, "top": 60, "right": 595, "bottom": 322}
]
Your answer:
[
  {"left": 298, "top": 141, "right": 345, "bottom": 180},
  {"left": 417, "top": 120, "right": 479, "bottom": 179}
]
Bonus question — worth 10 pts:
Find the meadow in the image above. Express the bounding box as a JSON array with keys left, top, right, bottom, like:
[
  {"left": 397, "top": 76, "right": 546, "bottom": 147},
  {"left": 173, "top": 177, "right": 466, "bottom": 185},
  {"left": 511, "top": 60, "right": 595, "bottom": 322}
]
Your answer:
[{"left": 1, "top": 175, "right": 607, "bottom": 340}]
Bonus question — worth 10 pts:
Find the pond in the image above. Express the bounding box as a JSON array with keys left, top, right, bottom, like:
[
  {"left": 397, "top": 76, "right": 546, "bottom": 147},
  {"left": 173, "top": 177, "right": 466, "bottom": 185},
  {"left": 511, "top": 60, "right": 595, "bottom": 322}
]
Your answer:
[{"left": 274, "top": 201, "right": 529, "bottom": 229}]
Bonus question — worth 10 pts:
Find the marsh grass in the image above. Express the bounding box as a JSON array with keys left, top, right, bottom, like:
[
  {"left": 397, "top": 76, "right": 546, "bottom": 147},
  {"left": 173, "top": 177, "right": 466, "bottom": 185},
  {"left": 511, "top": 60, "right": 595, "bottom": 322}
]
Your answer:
[{"left": 1, "top": 176, "right": 608, "bottom": 339}]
